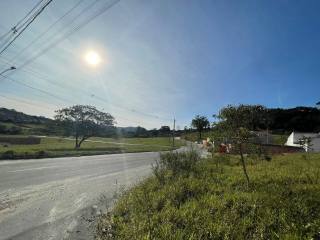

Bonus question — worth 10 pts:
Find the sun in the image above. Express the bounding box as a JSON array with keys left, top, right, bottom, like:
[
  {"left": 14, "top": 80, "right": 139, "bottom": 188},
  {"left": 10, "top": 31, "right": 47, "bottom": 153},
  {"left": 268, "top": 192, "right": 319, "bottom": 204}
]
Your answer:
[{"left": 84, "top": 50, "right": 101, "bottom": 66}]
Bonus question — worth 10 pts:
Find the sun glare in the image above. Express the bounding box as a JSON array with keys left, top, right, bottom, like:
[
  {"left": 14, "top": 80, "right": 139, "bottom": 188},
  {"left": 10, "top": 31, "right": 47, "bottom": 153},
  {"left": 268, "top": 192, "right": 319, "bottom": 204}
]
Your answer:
[{"left": 84, "top": 50, "right": 101, "bottom": 66}]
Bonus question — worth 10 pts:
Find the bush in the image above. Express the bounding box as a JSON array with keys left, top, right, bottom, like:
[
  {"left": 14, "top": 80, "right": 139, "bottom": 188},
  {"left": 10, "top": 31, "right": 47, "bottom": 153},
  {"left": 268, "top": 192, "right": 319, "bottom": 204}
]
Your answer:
[{"left": 155, "top": 151, "right": 200, "bottom": 177}]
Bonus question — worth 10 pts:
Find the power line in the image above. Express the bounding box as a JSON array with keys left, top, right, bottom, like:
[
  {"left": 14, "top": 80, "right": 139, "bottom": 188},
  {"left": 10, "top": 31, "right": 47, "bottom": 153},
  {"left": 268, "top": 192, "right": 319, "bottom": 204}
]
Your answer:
[
  {"left": 1, "top": 74, "right": 166, "bottom": 126},
  {"left": 0, "top": 1, "right": 172, "bottom": 125},
  {"left": 0, "top": 0, "right": 54, "bottom": 56},
  {"left": 18, "top": 0, "right": 119, "bottom": 70},
  {"left": 0, "top": 93, "right": 56, "bottom": 112},
  {"left": 1, "top": 0, "right": 99, "bottom": 66},
  {"left": 8, "top": 0, "right": 85, "bottom": 63},
  {"left": 0, "top": 0, "right": 47, "bottom": 46},
  {"left": 0, "top": 57, "right": 172, "bottom": 122},
  {"left": 1, "top": 74, "right": 72, "bottom": 104},
  {"left": 14, "top": 0, "right": 46, "bottom": 31}
]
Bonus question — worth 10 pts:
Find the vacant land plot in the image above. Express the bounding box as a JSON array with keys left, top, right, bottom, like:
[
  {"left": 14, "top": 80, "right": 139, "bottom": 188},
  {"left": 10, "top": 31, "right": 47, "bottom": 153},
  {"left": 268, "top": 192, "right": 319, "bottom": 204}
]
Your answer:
[
  {"left": 0, "top": 136, "right": 185, "bottom": 160},
  {"left": 97, "top": 152, "right": 320, "bottom": 239}
]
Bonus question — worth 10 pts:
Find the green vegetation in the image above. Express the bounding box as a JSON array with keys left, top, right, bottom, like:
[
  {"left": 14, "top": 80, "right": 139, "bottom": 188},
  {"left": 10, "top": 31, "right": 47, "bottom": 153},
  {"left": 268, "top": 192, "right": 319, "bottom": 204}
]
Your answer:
[
  {"left": 0, "top": 136, "right": 185, "bottom": 160},
  {"left": 54, "top": 105, "right": 115, "bottom": 148},
  {"left": 97, "top": 152, "right": 320, "bottom": 239},
  {"left": 191, "top": 115, "right": 210, "bottom": 140}
]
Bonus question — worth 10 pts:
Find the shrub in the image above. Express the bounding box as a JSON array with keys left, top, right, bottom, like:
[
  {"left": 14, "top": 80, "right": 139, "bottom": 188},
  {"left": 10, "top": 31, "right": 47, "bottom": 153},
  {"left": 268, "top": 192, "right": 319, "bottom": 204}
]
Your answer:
[
  {"left": 158, "top": 151, "right": 200, "bottom": 176},
  {"left": 152, "top": 151, "right": 201, "bottom": 185}
]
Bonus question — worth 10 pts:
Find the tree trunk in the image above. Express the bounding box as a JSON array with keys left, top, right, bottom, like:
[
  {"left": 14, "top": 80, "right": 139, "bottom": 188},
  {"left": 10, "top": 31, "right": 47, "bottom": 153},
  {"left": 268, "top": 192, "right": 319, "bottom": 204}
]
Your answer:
[
  {"left": 75, "top": 135, "right": 79, "bottom": 149},
  {"left": 78, "top": 136, "right": 87, "bottom": 148},
  {"left": 199, "top": 130, "right": 202, "bottom": 141},
  {"left": 239, "top": 142, "right": 250, "bottom": 186}
]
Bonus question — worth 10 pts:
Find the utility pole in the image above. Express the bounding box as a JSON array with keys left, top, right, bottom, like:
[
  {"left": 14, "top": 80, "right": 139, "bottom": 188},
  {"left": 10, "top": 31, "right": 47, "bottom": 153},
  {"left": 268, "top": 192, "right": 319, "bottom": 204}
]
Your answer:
[{"left": 172, "top": 118, "right": 176, "bottom": 148}]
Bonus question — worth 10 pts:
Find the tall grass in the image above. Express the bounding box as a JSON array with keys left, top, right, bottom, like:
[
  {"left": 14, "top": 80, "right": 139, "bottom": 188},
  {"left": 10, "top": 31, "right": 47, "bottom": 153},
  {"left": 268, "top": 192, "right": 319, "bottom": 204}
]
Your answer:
[{"left": 97, "top": 152, "right": 320, "bottom": 240}]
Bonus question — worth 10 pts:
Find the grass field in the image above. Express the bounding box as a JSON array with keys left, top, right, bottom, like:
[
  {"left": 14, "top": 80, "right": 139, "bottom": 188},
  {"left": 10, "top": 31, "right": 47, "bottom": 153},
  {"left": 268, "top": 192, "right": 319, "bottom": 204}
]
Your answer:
[
  {"left": 97, "top": 152, "right": 320, "bottom": 239},
  {"left": 0, "top": 136, "right": 185, "bottom": 160}
]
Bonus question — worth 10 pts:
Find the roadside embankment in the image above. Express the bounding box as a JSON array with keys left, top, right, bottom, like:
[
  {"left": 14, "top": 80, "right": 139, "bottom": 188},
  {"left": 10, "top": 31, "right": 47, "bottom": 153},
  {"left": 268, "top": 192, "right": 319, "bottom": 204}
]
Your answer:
[{"left": 97, "top": 152, "right": 320, "bottom": 239}]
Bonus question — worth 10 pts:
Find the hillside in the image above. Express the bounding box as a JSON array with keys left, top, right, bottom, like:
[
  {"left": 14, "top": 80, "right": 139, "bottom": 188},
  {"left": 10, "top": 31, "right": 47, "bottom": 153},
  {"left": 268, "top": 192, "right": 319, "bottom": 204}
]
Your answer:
[
  {"left": 0, "top": 108, "right": 51, "bottom": 124},
  {"left": 0, "top": 108, "right": 171, "bottom": 137}
]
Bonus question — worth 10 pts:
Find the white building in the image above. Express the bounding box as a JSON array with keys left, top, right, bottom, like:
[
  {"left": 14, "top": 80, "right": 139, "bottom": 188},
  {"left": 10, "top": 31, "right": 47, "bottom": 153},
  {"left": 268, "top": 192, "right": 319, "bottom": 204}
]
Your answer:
[{"left": 285, "top": 131, "right": 320, "bottom": 152}]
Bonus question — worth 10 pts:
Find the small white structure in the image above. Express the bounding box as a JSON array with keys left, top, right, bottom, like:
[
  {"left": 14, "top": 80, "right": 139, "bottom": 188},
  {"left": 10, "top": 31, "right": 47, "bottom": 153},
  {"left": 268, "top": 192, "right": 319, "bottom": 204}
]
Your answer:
[{"left": 285, "top": 131, "right": 320, "bottom": 152}]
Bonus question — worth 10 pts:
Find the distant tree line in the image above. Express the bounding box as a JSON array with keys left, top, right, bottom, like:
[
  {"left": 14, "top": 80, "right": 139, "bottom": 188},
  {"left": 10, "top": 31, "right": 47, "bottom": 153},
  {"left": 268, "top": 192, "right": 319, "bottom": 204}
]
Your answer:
[
  {"left": 0, "top": 107, "right": 49, "bottom": 124},
  {"left": 267, "top": 107, "right": 320, "bottom": 133},
  {"left": 189, "top": 106, "right": 320, "bottom": 137}
]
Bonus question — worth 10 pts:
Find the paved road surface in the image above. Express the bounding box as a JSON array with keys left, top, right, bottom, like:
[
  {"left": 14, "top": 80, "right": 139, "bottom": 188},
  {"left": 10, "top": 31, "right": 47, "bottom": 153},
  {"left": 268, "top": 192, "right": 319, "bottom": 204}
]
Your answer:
[{"left": 0, "top": 152, "right": 159, "bottom": 240}]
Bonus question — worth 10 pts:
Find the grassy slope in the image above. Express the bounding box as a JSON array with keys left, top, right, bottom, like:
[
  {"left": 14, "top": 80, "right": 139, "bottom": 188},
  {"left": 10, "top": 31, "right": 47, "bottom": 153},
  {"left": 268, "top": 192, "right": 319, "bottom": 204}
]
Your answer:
[
  {"left": 97, "top": 153, "right": 320, "bottom": 240},
  {"left": 0, "top": 136, "right": 185, "bottom": 160}
]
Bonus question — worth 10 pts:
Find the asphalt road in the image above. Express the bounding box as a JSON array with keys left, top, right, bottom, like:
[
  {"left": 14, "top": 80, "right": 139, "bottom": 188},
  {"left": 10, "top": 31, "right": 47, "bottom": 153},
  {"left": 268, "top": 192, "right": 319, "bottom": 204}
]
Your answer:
[{"left": 0, "top": 152, "right": 159, "bottom": 240}]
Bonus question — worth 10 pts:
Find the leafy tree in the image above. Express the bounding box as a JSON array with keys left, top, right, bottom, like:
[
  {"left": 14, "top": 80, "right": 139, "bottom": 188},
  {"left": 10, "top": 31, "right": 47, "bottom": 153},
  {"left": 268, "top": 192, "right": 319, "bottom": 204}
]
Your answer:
[
  {"left": 191, "top": 115, "right": 210, "bottom": 140},
  {"left": 215, "top": 105, "right": 263, "bottom": 186},
  {"left": 134, "top": 126, "right": 148, "bottom": 137},
  {"left": 149, "top": 128, "right": 159, "bottom": 137},
  {"left": 159, "top": 126, "right": 171, "bottom": 136},
  {"left": 54, "top": 105, "right": 115, "bottom": 149}
]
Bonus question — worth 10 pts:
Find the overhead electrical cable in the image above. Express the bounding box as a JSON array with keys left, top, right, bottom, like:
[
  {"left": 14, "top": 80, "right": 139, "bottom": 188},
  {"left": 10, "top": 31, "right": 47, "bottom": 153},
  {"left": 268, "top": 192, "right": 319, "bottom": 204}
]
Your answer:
[
  {"left": 8, "top": 0, "right": 85, "bottom": 63},
  {"left": 1, "top": 74, "right": 71, "bottom": 104},
  {"left": 0, "top": 93, "right": 56, "bottom": 111},
  {"left": 0, "top": 0, "right": 172, "bottom": 124},
  {"left": 0, "top": 58, "right": 171, "bottom": 122},
  {"left": 17, "top": 0, "right": 120, "bottom": 70},
  {"left": 0, "top": 0, "right": 45, "bottom": 42},
  {"left": 14, "top": 0, "right": 46, "bottom": 31},
  {"left": 0, "top": 0, "right": 54, "bottom": 56}
]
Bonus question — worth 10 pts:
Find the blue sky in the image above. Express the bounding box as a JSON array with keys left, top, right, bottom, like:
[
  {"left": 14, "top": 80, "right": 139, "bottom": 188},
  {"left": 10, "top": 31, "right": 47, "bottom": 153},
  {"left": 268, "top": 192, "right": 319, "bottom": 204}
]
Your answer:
[{"left": 0, "top": 0, "right": 319, "bottom": 129}]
